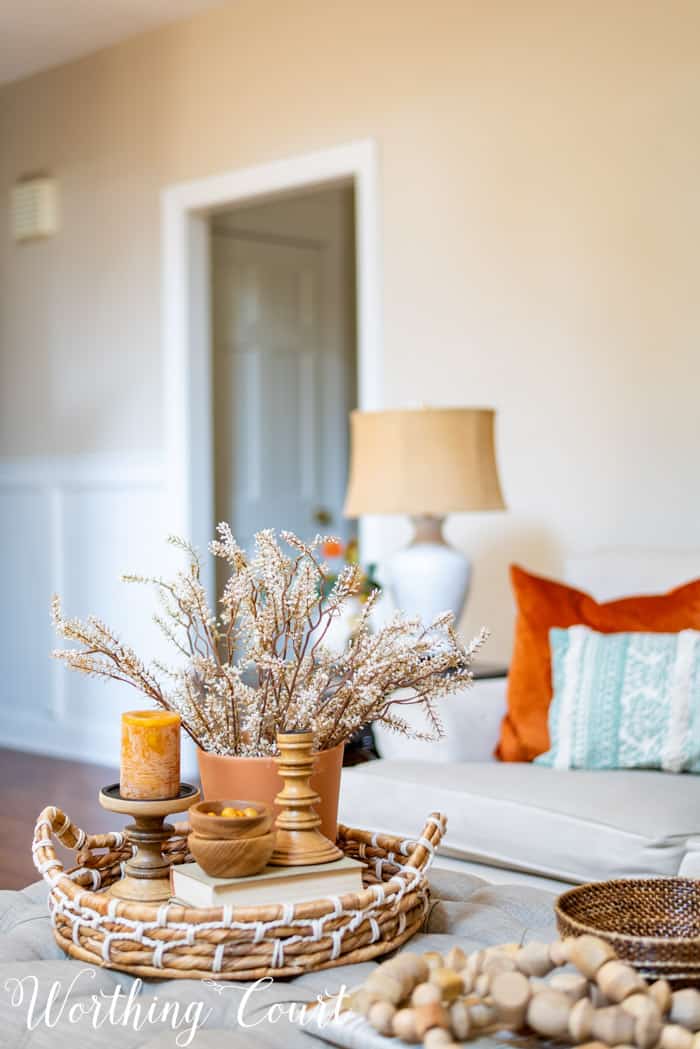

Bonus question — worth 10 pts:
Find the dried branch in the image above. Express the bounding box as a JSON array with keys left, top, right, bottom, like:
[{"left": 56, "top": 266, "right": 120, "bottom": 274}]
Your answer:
[{"left": 51, "top": 526, "right": 488, "bottom": 756}]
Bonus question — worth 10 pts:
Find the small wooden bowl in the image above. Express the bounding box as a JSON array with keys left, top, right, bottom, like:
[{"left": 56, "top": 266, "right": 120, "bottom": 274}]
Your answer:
[
  {"left": 189, "top": 800, "right": 272, "bottom": 840},
  {"left": 187, "top": 830, "right": 276, "bottom": 878}
]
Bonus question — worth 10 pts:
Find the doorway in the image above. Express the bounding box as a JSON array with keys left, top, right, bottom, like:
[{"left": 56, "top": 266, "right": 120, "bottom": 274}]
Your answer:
[
  {"left": 162, "top": 140, "right": 384, "bottom": 599},
  {"left": 210, "top": 185, "right": 357, "bottom": 559}
]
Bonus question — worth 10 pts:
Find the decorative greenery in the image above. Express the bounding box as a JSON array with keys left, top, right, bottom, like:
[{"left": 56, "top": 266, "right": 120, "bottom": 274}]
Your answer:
[{"left": 52, "top": 526, "right": 487, "bottom": 757}]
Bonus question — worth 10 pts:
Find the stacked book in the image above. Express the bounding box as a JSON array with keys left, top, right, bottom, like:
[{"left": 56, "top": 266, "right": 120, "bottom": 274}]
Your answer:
[{"left": 171, "top": 855, "right": 365, "bottom": 908}]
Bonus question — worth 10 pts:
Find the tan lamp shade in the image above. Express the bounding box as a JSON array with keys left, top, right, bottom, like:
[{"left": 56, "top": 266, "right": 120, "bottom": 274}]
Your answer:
[{"left": 344, "top": 407, "right": 506, "bottom": 517}]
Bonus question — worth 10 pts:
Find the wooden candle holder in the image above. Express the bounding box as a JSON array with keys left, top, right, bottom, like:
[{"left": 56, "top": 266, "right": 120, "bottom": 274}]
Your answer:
[
  {"left": 99, "top": 782, "right": 200, "bottom": 902},
  {"left": 269, "top": 731, "right": 342, "bottom": 867}
]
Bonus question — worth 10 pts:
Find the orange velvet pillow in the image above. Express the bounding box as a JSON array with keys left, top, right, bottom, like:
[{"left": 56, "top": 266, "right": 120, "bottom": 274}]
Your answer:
[{"left": 497, "top": 564, "right": 700, "bottom": 763}]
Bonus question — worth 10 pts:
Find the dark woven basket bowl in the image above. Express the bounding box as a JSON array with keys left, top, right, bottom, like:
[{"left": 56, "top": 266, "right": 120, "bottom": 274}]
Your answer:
[{"left": 556, "top": 878, "right": 700, "bottom": 985}]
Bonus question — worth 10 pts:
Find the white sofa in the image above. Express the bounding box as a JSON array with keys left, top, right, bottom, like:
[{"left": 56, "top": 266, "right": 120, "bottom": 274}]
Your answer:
[{"left": 339, "top": 550, "right": 700, "bottom": 892}]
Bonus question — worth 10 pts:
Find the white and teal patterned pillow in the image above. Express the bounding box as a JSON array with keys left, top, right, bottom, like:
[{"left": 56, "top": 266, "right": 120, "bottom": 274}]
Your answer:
[{"left": 535, "top": 626, "right": 700, "bottom": 772}]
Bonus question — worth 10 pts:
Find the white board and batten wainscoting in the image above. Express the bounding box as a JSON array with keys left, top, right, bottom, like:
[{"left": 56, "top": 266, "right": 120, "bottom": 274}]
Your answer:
[{"left": 0, "top": 454, "right": 194, "bottom": 771}]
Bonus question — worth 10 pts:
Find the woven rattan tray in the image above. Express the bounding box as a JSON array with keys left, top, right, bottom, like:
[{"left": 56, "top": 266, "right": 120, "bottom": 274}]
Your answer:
[
  {"left": 556, "top": 878, "right": 700, "bottom": 986},
  {"left": 33, "top": 806, "right": 445, "bottom": 980}
]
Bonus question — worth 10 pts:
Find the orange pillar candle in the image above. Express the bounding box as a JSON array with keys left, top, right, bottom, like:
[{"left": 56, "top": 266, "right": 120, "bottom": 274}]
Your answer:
[{"left": 120, "top": 710, "right": 181, "bottom": 800}]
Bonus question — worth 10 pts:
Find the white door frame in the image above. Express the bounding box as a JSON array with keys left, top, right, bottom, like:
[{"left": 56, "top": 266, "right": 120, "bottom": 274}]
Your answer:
[{"left": 161, "top": 140, "right": 383, "bottom": 593}]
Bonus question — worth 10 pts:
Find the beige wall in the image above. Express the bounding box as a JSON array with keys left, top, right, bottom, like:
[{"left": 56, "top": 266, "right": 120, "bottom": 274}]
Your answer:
[{"left": 2, "top": 0, "right": 699, "bottom": 660}]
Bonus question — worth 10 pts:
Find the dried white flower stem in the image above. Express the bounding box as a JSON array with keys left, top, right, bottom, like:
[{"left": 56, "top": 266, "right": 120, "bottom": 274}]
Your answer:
[{"left": 52, "top": 526, "right": 488, "bottom": 757}]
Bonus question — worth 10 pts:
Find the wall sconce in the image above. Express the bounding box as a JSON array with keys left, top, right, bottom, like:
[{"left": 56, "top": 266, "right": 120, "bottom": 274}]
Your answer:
[{"left": 11, "top": 176, "right": 59, "bottom": 241}]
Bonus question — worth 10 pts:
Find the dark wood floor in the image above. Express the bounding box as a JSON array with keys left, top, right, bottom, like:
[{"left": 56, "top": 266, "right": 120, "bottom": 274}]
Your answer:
[{"left": 0, "top": 748, "right": 124, "bottom": 889}]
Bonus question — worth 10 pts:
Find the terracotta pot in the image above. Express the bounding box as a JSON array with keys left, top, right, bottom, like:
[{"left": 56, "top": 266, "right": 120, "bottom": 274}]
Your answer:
[{"left": 196, "top": 742, "right": 344, "bottom": 842}]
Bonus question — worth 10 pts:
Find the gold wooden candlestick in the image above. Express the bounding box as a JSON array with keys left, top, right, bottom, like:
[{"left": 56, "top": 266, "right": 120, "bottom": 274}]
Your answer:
[
  {"left": 269, "top": 731, "right": 342, "bottom": 867},
  {"left": 99, "top": 782, "right": 200, "bottom": 902}
]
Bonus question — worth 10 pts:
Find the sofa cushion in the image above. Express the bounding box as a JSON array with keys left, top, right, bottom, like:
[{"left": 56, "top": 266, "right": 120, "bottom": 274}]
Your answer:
[
  {"left": 537, "top": 626, "right": 700, "bottom": 772},
  {"left": 499, "top": 564, "right": 700, "bottom": 763},
  {"left": 372, "top": 678, "right": 507, "bottom": 763},
  {"left": 339, "top": 761, "right": 700, "bottom": 884}
]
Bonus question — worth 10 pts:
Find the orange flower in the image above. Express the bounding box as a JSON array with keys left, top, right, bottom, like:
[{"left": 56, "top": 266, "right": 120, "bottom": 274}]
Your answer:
[{"left": 322, "top": 539, "right": 344, "bottom": 559}]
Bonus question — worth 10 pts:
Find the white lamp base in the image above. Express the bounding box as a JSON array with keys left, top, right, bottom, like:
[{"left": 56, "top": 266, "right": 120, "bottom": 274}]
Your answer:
[{"left": 388, "top": 515, "right": 471, "bottom": 625}]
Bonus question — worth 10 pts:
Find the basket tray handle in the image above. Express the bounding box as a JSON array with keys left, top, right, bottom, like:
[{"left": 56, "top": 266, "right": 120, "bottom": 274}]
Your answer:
[
  {"left": 403, "top": 812, "right": 446, "bottom": 872},
  {"left": 32, "top": 806, "right": 129, "bottom": 884},
  {"left": 337, "top": 812, "right": 447, "bottom": 875}
]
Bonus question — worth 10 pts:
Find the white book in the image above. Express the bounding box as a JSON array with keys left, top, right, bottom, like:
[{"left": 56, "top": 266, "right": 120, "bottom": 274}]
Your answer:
[{"left": 170, "top": 856, "right": 366, "bottom": 909}]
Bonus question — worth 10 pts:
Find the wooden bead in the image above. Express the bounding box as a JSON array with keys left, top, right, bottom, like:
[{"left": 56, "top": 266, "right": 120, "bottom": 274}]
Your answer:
[
  {"left": 465, "top": 950, "right": 485, "bottom": 979},
  {"left": 551, "top": 973, "right": 590, "bottom": 1001},
  {"left": 622, "top": 995, "right": 660, "bottom": 1021},
  {"left": 449, "top": 1000, "right": 471, "bottom": 1041},
  {"left": 591, "top": 1005, "right": 636, "bottom": 1045},
  {"left": 568, "top": 936, "right": 618, "bottom": 979},
  {"left": 460, "top": 970, "right": 474, "bottom": 994},
  {"left": 671, "top": 991, "right": 700, "bottom": 1032},
  {"left": 475, "top": 973, "right": 491, "bottom": 998},
  {"left": 490, "top": 970, "right": 531, "bottom": 1028},
  {"left": 485, "top": 942, "right": 519, "bottom": 957},
  {"left": 517, "top": 941, "right": 555, "bottom": 977},
  {"left": 412, "top": 982, "right": 442, "bottom": 1007},
  {"left": 385, "top": 952, "right": 429, "bottom": 986},
  {"left": 364, "top": 971, "right": 405, "bottom": 1005},
  {"left": 661, "top": 1025, "right": 695, "bottom": 1049},
  {"left": 373, "top": 964, "right": 414, "bottom": 1000},
  {"left": 392, "top": 1007, "right": 420, "bottom": 1043},
  {"left": 470, "top": 1001, "right": 498, "bottom": 1029},
  {"left": 414, "top": 1002, "right": 450, "bottom": 1039},
  {"left": 349, "top": 988, "right": 373, "bottom": 1017},
  {"left": 596, "top": 961, "right": 647, "bottom": 1003},
  {"left": 445, "top": 946, "right": 467, "bottom": 972},
  {"left": 483, "top": 953, "right": 517, "bottom": 975},
  {"left": 424, "top": 951, "right": 445, "bottom": 971},
  {"left": 692, "top": 1035, "right": 700, "bottom": 1049},
  {"left": 550, "top": 939, "right": 570, "bottom": 967},
  {"left": 487, "top": 943, "right": 520, "bottom": 961},
  {"left": 650, "top": 980, "right": 673, "bottom": 1017},
  {"left": 424, "top": 1029, "right": 453, "bottom": 1049},
  {"left": 577, "top": 1042, "right": 610, "bottom": 1049},
  {"left": 484, "top": 956, "right": 518, "bottom": 969},
  {"left": 368, "top": 1001, "right": 396, "bottom": 1035},
  {"left": 527, "top": 990, "right": 573, "bottom": 1039},
  {"left": 635, "top": 1009, "right": 663, "bottom": 1049},
  {"left": 429, "top": 967, "right": 464, "bottom": 1002},
  {"left": 569, "top": 998, "right": 595, "bottom": 1043},
  {"left": 622, "top": 995, "right": 662, "bottom": 1049}
]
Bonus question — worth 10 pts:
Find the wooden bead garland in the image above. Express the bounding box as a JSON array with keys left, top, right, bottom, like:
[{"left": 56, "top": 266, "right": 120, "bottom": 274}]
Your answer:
[{"left": 349, "top": 936, "right": 700, "bottom": 1049}]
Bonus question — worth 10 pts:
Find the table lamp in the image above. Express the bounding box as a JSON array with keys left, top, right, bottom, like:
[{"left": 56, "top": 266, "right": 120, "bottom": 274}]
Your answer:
[{"left": 344, "top": 407, "right": 505, "bottom": 624}]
